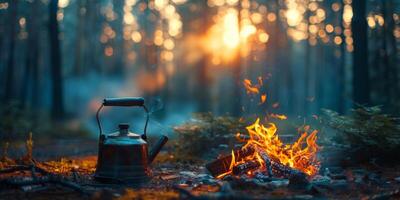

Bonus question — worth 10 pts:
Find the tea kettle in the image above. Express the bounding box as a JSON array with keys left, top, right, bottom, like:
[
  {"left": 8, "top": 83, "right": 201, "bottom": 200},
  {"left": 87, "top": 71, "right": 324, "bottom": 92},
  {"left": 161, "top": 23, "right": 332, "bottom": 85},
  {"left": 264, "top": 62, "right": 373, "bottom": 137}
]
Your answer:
[{"left": 94, "top": 97, "right": 168, "bottom": 183}]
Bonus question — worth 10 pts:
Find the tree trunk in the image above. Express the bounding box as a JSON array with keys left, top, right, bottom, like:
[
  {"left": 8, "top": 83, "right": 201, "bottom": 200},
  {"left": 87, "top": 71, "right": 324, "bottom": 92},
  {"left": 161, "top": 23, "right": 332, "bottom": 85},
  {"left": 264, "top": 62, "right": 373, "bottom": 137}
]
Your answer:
[
  {"left": 382, "top": 0, "right": 399, "bottom": 111},
  {"left": 49, "top": 0, "right": 64, "bottom": 120},
  {"left": 231, "top": 3, "right": 242, "bottom": 117},
  {"left": 337, "top": 1, "right": 346, "bottom": 114},
  {"left": 20, "top": 51, "right": 31, "bottom": 108},
  {"left": 112, "top": 0, "right": 125, "bottom": 74},
  {"left": 73, "top": 0, "right": 86, "bottom": 76},
  {"left": 88, "top": 0, "right": 101, "bottom": 73},
  {"left": 351, "top": 0, "right": 370, "bottom": 105},
  {"left": 20, "top": 0, "right": 40, "bottom": 109},
  {"left": 4, "top": 0, "right": 18, "bottom": 103},
  {"left": 196, "top": 1, "right": 211, "bottom": 113},
  {"left": 196, "top": 58, "right": 210, "bottom": 112}
]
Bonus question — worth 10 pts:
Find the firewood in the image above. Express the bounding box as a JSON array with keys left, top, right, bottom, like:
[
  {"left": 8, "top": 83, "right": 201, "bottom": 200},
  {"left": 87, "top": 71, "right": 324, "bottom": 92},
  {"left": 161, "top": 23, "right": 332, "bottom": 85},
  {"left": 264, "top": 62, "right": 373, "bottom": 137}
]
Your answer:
[
  {"left": 206, "top": 147, "right": 309, "bottom": 184},
  {"left": 269, "top": 160, "right": 308, "bottom": 185},
  {"left": 206, "top": 147, "right": 255, "bottom": 177},
  {"left": 259, "top": 152, "right": 273, "bottom": 177},
  {"left": 232, "top": 161, "right": 260, "bottom": 175}
]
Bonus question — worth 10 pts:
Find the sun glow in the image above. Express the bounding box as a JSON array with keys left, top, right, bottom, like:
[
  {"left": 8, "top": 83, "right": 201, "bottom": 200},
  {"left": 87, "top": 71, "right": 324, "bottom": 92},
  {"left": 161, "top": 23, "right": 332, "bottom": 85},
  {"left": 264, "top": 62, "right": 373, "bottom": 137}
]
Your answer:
[
  {"left": 202, "top": 6, "right": 262, "bottom": 63},
  {"left": 223, "top": 9, "right": 240, "bottom": 49}
]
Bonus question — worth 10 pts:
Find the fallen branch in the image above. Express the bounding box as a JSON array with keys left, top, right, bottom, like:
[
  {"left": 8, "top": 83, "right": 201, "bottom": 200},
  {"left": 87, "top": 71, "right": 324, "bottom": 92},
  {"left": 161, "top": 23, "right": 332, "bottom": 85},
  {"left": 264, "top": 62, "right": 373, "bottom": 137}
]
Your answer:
[
  {"left": 0, "top": 176, "right": 90, "bottom": 195},
  {"left": 0, "top": 165, "right": 32, "bottom": 174},
  {"left": 0, "top": 163, "right": 90, "bottom": 195},
  {"left": 0, "top": 164, "right": 51, "bottom": 176}
]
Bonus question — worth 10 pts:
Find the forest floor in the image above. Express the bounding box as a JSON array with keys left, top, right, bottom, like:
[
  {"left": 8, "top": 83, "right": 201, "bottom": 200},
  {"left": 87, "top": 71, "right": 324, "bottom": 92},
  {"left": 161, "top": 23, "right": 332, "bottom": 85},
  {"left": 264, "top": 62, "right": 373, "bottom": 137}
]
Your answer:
[{"left": 1, "top": 139, "right": 400, "bottom": 200}]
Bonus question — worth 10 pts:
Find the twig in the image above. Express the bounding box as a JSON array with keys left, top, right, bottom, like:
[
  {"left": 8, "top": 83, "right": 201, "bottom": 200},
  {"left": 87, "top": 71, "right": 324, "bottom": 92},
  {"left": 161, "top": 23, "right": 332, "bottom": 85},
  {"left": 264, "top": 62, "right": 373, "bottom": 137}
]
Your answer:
[
  {"left": 32, "top": 165, "right": 52, "bottom": 175},
  {"left": 72, "top": 169, "right": 79, "bottom": 182},
  {"left": 364, "top": 189, "right": 400, "bottom": 200},
  {"left": 172, "top": 185, "right": 260, "bottom": 200},
  {"left": 0, "top": 164, "right": 90, "bottom": 196},
  {"left": 30, "top": 165, "right": 37, "bottom": 180},
  {"left": 0, "top": 164, "right": 51, "bottom": 177},
  {"left": 172, "top": 185, "right": 196, "bottom": 199},
  {"left": 0, "top": 165, "right": 32, "bottom": 174},
  {"left": 0, "top": 176, "right": 90, "bottom": 195}
]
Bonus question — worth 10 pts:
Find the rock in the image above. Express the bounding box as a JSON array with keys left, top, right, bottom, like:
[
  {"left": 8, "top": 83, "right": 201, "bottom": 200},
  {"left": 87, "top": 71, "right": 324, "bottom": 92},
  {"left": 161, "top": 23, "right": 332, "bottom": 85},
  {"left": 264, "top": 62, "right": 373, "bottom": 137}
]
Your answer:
[
  {"left": 160, "top": 174, "right": 179, "bottom": 180},
  {"left": 329, "top": 173, "right": 347, "bottom": 180},
  {"left": 330, "top": 179, "right": 349, "bottom": 190},
  {"left": 21, "top": 185, "right": 42, "bottom": 192},
  {"left": 197, "top": 173, "right": 212, "bottom": 179},
  {"left": 311, "top": 175, "right": 331, "bottom": 186},
  {"left": 292, "top": 195, "right": 314, "bottom": 199},
  {"left": 269, "top": 179, "right": 289, "bottom": 187},
  {"left": 219, "top": 181, "right": 233, "bottom": 192},
  {"left": 363, "top": 172, "right": 382, "bottom": 184},
  {"left": 179, "top": 171, "right": 197, "bottom": 178}
]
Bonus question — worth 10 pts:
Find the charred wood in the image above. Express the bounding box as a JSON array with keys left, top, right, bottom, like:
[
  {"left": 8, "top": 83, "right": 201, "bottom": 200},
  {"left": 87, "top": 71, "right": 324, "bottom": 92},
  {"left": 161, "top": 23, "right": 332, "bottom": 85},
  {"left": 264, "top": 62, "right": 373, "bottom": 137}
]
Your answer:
[
  {"left": 232, "top": 161, "right": 260, "bottom": 175},
  {"left": 206, "top": 148, "right": 255, "bottom": 177},
  {"left": 206, "top": 148, "right": 308, "bottom": 184},
  {"left": 269, "top": 160, "right": 308, "bottom": 185},
  {"left": 259, "top": 152, "right": 273, "bottom": 177}
]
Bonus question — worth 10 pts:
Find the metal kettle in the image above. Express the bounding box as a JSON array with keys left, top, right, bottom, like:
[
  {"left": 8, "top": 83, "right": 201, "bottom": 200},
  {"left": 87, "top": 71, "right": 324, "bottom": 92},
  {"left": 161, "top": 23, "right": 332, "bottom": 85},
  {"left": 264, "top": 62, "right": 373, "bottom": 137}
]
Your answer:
[{"left": 94, "top": 97, "right": 168, "bottom": 183}]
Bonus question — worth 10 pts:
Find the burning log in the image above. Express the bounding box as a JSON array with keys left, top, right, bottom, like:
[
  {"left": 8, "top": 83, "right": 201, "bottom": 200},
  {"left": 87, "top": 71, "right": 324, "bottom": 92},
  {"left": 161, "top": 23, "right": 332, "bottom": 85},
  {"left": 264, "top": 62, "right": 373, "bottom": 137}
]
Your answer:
[
  {"left": 259, "top": 152, "right": 273, "bottom": 177},
  {"left": 269, "top": 160, "right": 308, "bottom": 185},
  {"left": 206, "top": 148, "right": 308, "bottom": 184},
  {"left": 205, "top": 148, "right": 255, "bottom": 177},
  {"left": 232, "top": 161, "right": 260, "bottom": 175}
]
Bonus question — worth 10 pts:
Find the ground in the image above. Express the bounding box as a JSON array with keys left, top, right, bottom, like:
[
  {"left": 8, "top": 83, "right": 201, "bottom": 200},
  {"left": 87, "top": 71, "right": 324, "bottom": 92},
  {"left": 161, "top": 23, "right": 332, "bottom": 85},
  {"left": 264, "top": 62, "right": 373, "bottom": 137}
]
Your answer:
[{"left": 1, "top": 139, "right": 400, "bottom": 200}]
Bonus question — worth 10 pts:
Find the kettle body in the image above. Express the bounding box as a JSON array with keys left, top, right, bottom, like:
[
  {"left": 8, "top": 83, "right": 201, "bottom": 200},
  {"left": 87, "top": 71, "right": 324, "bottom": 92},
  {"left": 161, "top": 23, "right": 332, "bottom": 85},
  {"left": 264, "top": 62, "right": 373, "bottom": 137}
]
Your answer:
[{"left": 94, "top": 97, "right": 168, "bottom": 184}]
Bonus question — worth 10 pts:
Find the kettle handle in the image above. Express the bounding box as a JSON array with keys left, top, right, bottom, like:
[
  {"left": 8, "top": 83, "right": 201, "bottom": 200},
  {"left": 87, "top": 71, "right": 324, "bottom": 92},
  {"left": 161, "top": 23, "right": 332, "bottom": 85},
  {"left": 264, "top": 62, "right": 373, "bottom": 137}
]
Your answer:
[{"left": 96, "top": 97, "right": 149, "bottom": 141}]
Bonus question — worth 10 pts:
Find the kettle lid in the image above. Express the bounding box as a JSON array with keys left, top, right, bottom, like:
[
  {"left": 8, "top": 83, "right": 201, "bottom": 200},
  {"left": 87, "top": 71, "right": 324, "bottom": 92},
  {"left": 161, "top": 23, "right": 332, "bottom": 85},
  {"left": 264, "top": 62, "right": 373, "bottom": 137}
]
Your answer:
[{"left": 107, "top": 123, "right": 141, "bottom": 139}]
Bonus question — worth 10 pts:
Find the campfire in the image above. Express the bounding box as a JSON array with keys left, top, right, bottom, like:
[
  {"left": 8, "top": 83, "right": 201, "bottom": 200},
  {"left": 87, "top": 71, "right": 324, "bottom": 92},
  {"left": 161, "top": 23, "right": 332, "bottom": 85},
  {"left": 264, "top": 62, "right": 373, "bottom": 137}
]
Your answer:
[
  {"left": 207, "top": 117, "right": 320, "bottom": 183},
  {"left": 206, "top": 75, "right": 320, "bottom": 184}
]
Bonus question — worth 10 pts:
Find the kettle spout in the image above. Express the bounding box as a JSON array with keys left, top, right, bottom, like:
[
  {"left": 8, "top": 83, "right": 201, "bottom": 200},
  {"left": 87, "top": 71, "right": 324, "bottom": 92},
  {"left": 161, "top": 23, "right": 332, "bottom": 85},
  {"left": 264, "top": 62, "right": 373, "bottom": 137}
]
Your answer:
[{"left": 148, "top": 135, "right": 168, "bottom": 164}]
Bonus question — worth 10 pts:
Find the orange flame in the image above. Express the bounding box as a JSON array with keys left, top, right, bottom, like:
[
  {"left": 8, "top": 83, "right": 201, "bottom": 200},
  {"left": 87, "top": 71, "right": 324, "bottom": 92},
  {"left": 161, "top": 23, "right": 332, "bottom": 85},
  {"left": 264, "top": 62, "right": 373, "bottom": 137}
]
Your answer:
[
  {"left": 243, "top": 79, "right": 260, "bottom": 95},
  {"left": 259, "top": 94, "right": 267, "bottom": 105},
  {"left": 270, "top": 113, "right": 288, "bottom": 120},
  {"left": 222, "top": 118, "right": 320, "bottom": 178}
]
